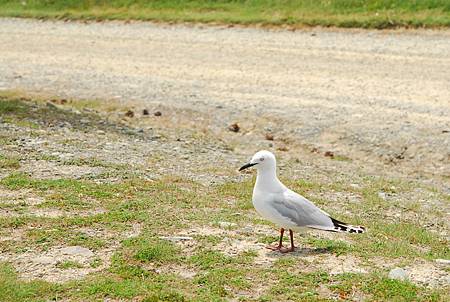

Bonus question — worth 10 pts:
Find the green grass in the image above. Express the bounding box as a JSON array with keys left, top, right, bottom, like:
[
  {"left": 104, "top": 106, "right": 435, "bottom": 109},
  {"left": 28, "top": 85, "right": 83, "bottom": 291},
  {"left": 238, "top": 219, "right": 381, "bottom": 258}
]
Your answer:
[
  {"left": 0, "top": 95, "right": 449, "bottom": 301},
  {"left": 0, "top": 0, "right": 449, "bottom": 29},
  {"left": 0, "top": 154, "right": 20, "bottom": 169},
  {"left": 0, "top": 263, "right": 61, "bottom": 302}
]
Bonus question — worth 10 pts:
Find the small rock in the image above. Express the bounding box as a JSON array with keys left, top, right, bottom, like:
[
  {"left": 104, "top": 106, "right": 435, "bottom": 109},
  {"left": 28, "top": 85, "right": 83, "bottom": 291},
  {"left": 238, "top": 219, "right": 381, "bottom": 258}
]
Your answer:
[
  {"left": 154, "top": 111, "right": 162, "bottom": 117},
  {"left": 311, "top": 147, "right": 320, "bottom": 153},
  {"left": 388, "top": 267, "right": 409, "bottom": 281},
  {"left": 60, "top": 246, "right": 94, "bottom": 257},
  {"left": 268, "top": 142, "right": 273, "bottom": 147},
  {"left": 125, "top": 110, "right": 134, "bottom": 118},
  {"left": 218, "top": 221, "right": 237, "bottom": 228},
  {"left": 96, "top": 130, "right": 105, "bottom": 135},
  {"left": 142, "top": 109, "right": 149, "bottom": 115},
  {"left": 50, "top": 99, "right": 67, "bottom": 105},
  {"left": 435, "top": 259, "right": 450, "bottom": 265},
  {"left": 277, "top": 146, "right": 288, "bottom": 152},
  {"left": 265, "top": 133, "right": 274, "bottom": 141},
  {"left": 441, "top": 130, "right": 449, "bottom": 133},
  {"left": 378, "top": 192, "right": 387, "bottom": 200},
  {"left": 228, "top": 123, "right": 240, "bottom": 133},
  {"left": 324, "top": 151, "right": 334, "bottom": 158}
]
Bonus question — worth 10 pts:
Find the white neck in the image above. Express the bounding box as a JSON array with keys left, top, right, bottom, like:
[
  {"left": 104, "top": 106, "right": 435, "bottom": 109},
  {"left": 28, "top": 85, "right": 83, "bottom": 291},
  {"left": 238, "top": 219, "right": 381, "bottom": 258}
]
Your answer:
[{"left": 255, "top": 166, "right": 285, "bottom": 193}]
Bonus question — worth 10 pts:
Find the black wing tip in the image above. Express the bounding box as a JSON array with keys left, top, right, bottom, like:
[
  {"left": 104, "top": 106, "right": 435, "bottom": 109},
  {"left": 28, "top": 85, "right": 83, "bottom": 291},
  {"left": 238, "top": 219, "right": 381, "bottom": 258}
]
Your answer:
[{"left": 331, "top": 217, "right": 365, "bottom": 234}]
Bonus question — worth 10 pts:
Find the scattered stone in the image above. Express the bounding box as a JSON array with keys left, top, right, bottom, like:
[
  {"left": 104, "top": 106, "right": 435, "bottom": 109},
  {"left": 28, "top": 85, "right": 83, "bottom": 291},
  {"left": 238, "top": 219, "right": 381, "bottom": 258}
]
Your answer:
[
  {"left": 268, "top": 143, "right": 273, "bottom": 147},
  {"left": 265, "top": 133, "right": 274, "bottom": 141},
  {"left": 50, "top": 99, "right": 67, "bottom": 105},
  {"left": 96, "top": 130, "right": 105, "bottom": 135},
  {"left": 218, "top": 221, "right": 237, "bottom": 228},
  {"left": 378, "top": 192, "right": 388, "bottom": 200},
  {"left": 228, "top": 123, "right": 240, "bottom": 133},
  {"left": 311, "top": 147, "right": 320, "bottom": 153},
  {"left": 159, "top": 236, "right": 193, "bottom": 242},
  {"left": 142, "top": 109, "right": 149, "bottom": 115},
  {"left": 60, "top": 246, "right": 94, "bottom": 257},
  {"left": 324, "top": 151, "right": 334, "bottom": 158},
  {"left": 388, "top": 267, "right": 409, "bottom": 281},
  {"left": 435, "top": 259, "right": 450, "bottom": 265},
  {"left": 125, "top": 110, "right": 134, "bottom": 118},
  {"left": 154, "top": 111, "right": 162, "bottom": 117},
  {"left": 277, "top": 146, "right": 288, "bottom": 151},
  {"left": 442, "top": 130, "right": 449, "bottom": 133}
]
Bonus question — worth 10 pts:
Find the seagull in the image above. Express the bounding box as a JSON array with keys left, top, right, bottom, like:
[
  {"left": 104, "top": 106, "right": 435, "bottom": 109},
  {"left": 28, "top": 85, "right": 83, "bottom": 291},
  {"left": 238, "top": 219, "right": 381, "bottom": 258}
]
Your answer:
[{"left": 239, "top": 150, "right": 365, "bottom": 253}]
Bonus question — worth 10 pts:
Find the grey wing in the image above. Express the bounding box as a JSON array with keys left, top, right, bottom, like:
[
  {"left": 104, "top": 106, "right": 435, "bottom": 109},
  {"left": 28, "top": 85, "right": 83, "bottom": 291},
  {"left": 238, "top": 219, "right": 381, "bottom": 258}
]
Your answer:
[{"left": 270, "top": 190, "right": 335, "bottom": 230}]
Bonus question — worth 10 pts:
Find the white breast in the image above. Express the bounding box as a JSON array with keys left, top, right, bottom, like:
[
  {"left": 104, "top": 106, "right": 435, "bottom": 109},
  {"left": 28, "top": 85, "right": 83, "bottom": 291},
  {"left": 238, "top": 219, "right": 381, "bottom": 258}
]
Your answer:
[{"left": 252, "top": 190, "right": 297, "bottom": 229}]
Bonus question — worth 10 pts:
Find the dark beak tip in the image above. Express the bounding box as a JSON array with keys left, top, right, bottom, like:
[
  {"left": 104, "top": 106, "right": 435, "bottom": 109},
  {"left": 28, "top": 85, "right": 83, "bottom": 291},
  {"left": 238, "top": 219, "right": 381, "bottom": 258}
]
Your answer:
[{"left": 239, "top": 162, "right": 257, "bottom": 172}]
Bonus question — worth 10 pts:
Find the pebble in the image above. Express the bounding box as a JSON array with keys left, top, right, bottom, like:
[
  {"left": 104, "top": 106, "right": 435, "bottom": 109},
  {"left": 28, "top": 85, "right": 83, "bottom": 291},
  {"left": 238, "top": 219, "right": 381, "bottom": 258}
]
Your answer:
[
  {"left": 324, "top": 151, "right": 334, "bottom": 158},
  {"left": 388, "top": 267, "right": 409, "bottom": 281},
  {"left": 265, "top": 133, "right": 274, "bottom": 141},
  {"left": 378, "top": 192, "right": 388, "bottom": 200},
  {"left": 218, "top": 221, "right": 237, "bottom": 228},
  {"left": 125, "top": 110, "right": 134, "bottom": 118},
  {"left": 228, "top": 123, "right": 240, "bottom": 132},
  {"left": 60, "top": 246, "right": 94, "bottom": 257}
]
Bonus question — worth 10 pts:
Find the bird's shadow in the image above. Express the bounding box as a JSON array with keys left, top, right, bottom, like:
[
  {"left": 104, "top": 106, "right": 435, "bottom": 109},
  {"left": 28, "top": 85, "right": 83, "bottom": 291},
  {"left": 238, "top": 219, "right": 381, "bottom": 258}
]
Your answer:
[{"left": 265, "top": 247, "right": 331, "bottom": 258}]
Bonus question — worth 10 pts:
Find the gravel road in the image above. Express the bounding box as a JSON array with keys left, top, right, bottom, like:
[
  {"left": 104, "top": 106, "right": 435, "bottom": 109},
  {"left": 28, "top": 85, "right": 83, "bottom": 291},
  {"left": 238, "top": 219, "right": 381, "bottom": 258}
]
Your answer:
[{"left": 0, "top": 18, "right": 449, "bottom": 181}]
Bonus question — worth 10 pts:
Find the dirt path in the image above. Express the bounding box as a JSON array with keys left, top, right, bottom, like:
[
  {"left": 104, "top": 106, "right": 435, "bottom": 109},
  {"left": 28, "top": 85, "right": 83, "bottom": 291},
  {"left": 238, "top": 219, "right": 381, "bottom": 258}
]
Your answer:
[{"left": 0, "top": 18, "right": 449, "bottom": 184}]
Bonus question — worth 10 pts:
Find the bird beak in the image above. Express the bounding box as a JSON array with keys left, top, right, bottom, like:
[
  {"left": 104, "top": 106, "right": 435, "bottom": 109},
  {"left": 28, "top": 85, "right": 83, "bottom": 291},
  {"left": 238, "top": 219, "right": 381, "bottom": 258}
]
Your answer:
[{"left": 239, "top": 162, "right": 257, "bottom": 171}]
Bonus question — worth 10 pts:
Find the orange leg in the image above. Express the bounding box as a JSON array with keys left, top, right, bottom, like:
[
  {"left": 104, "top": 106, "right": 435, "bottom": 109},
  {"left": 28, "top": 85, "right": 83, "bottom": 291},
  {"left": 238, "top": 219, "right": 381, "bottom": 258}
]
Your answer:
[{"left": 279, "top": 229, "right": 296, "bottom": 253}]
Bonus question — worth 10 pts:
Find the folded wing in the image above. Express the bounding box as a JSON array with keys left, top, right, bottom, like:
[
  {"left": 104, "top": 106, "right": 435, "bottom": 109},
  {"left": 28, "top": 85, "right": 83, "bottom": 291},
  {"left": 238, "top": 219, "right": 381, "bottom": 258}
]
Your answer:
[{"left": 270, "top": 189, "right": 336, "bottom": 231}]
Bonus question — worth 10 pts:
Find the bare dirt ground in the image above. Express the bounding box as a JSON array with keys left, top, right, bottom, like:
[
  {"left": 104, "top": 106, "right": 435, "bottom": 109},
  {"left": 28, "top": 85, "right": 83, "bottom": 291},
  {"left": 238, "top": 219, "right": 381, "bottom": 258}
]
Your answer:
[
  {"left": 0, "top": 18, "right": 449, "bottom": 188},
  {"left": 0, "top": 18, "right": 449, "bottom": 301}
]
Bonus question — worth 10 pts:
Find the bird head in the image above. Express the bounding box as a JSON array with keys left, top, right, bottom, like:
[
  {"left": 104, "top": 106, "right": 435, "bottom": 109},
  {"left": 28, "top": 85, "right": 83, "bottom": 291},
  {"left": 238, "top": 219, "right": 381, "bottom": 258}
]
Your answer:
[{"left": 239, "top": 150, "right": 276, "bottom": 172}]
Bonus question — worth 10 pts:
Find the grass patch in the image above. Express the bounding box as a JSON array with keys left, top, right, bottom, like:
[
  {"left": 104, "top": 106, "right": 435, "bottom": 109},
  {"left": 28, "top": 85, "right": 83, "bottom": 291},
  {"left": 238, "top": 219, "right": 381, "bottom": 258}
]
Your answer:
[
  {"left": 0, "top": 263, "right": 61, "bottom": 302},
  {"left": 0, "top": 0, "right": 449, "bottom": 29},
  {"left": 130, "top": 237, "right": 181, "bottom": 264},
  {"left": 1, "top": 94, "right": 449, "bottom": 301},
  {"left": 0, "top": 99, "right": 27, "bottom": 115},
  {"left": 330, "top": 273, "right": 444, "bottom": 302},
  {"left": 354, "top": 222, "right": 449, "bottom": 260},
  {"left": 0, "top": 154, "right": 20, "bottom": 169}
]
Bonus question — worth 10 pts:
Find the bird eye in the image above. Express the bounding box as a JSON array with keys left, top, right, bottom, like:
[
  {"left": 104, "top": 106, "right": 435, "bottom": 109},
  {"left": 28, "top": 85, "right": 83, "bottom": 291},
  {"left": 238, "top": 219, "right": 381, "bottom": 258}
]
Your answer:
[{"left": 260, "top": 157, "right": 264, "bottom": 162}]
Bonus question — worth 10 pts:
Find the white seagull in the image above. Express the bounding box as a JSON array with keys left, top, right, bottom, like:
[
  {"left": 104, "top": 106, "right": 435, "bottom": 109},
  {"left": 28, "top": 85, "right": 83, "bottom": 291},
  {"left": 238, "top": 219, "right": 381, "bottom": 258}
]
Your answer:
[{"left": 239, "top": 150, "right": 365, "bottom": 253}]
